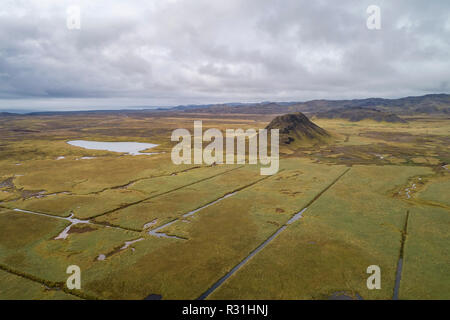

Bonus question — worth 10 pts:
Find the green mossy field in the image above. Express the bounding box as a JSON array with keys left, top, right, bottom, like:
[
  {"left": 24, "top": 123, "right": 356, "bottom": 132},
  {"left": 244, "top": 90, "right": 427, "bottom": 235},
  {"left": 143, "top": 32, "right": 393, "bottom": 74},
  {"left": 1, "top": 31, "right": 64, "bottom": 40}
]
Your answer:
[{"left": 0, "top": 112, "right": 448, "bottom": 299}]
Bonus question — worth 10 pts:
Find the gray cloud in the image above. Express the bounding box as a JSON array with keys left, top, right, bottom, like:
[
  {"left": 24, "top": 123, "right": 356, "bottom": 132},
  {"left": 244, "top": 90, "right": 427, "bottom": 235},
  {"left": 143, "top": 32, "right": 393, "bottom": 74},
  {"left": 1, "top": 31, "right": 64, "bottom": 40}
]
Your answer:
[{"left": 0, "top": 0, "right": 449, "bottom": 110}]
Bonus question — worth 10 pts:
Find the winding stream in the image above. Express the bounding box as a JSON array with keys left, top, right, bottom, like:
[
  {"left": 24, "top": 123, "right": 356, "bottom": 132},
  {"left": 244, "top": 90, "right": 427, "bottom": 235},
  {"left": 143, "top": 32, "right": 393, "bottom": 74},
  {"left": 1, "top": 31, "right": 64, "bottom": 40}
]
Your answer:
[
  {"left": 148, "top": 220, "right": 184, "bottom": 239},
  {"left": 54, "top": 214, "right": 91, "bottom": 240},
  {"left": 12, "top": 208, "right": 131, "bottom": 238},
  {"left": 121, "top": 238, "right": 144, "bottom": 250},
  {"left": 13, "top": 209, "right": 91, "bottom": 240},
  {"left": 97, "top": 237, "right": 145, "bottom": 261}
]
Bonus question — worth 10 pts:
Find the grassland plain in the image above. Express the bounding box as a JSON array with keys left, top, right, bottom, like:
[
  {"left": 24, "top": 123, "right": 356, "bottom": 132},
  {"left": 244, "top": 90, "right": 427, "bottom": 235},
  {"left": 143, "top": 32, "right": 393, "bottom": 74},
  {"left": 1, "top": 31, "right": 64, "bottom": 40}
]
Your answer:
[
  {"left": 416, "top": 177, "right": 450, "bottom": 207},
  {"left": 0, "top": 208, "right": 148, "bottom": 299},
  {"left": 0, "top": 112, "right": 448, "bottom": 300},
  {"left": 0, "top": 269, "right": 80, "bottom": 300},
  {"left": 308, "top": 117, "right": 450, "bottom": 166},
  {"left": 77, "top": 159, "right": 347, "bottom": 299},
  {"left": 0, "top": 154, "right": 196, "bottom": 194},
  {"left": 3, "top": 189, "right": 146, "bottom": 219},
  {"left": 94, "top": 164, "right": 265, "bottom": 230},
  {"left": 3, "top": 163, "right": 240, "bottom": 220},
  {"left": 0, "top": 158, "right": 347, "bottom": 299},
  {"left": 400, "top": 206, "right": 450, "bottom": 299},
  {"left": 0, "top": 189, "right": 17, "bottom": 202},
  {"left": 209, "top": 165, "right": 436, "bottom": 300}
]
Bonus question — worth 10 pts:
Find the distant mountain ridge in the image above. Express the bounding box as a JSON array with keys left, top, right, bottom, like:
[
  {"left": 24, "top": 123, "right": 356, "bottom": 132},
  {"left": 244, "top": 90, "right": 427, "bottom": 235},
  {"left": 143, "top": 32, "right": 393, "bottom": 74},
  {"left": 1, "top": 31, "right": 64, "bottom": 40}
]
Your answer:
[
  {"left": 1, "top": 93, "right": 449, "bottom": 116},
  {"left": 316, "top": 107, "right": 407, "bottom": 123},
  {"left": 0, "top": 112, "right": 18, "bottom": 117},
  {"left": 180, "top": 93, "right": 450, "bottom": 115}
]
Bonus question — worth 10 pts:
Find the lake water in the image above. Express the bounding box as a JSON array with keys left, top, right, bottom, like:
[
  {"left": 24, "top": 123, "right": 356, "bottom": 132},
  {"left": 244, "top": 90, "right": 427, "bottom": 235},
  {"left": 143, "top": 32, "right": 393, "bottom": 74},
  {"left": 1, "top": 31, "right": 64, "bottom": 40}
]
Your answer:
[{"left": 67, "top": 140, "right": 159, "bottom": 155}]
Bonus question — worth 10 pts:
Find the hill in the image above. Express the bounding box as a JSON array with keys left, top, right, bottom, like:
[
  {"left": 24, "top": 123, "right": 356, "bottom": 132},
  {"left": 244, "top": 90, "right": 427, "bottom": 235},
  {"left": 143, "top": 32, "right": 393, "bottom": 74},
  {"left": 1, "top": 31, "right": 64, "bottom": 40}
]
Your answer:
[{"left": 265, "top": 112, "right": 330, "bottom": 147}]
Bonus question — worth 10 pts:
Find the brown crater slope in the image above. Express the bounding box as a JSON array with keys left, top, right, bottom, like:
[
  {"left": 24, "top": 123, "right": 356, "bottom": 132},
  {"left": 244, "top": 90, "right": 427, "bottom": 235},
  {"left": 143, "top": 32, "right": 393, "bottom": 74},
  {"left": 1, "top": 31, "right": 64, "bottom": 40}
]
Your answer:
[{"left": 265, "top": 112, "right": 330, "bottom": 147}]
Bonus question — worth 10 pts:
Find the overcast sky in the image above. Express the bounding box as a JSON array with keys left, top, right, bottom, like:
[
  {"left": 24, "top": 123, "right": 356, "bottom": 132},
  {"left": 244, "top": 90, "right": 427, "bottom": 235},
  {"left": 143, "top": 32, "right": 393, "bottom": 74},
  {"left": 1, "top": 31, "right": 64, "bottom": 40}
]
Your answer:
[{"left": 0, "top": 0, "right": 449, "bottom": 111}]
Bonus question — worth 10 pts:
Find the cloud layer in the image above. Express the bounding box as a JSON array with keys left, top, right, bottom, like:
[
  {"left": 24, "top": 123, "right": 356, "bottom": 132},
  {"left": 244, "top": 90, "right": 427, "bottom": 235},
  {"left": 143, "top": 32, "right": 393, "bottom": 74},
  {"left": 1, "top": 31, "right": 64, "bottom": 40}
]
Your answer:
[{"left": 0, "top": 0, "right": 449, "bottom": 110}]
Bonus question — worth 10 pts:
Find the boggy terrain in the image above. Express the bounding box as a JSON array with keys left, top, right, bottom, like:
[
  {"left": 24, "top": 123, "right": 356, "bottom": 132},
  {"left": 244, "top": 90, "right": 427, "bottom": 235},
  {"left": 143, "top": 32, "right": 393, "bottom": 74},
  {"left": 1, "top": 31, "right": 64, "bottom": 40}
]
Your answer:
[{"left": 0, "top": 110, "right": 448, "bottom": 300}]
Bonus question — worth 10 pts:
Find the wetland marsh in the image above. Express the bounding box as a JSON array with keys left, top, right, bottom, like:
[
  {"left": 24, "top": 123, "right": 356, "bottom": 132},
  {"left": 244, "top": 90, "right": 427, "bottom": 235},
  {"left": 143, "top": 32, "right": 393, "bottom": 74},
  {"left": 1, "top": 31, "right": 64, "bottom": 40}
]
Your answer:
[{"left": 0, "top": 111, "right": 448, "bottom": 300}]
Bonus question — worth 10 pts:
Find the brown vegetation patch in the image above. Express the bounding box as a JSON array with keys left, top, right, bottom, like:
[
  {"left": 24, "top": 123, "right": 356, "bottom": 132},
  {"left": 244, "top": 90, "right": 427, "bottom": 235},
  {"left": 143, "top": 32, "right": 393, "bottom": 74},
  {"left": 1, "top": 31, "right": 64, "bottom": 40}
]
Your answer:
[{"left": 67, "top": 225, "right": 96, "bottom": 234}]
